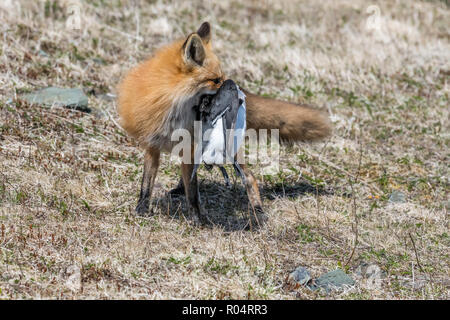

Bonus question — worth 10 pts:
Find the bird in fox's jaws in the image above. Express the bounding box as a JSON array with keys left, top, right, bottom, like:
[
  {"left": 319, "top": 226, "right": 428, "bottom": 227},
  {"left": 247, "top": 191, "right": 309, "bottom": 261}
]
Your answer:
[{"left": 192, "top": 79, "right": 247, "bottom": 186}]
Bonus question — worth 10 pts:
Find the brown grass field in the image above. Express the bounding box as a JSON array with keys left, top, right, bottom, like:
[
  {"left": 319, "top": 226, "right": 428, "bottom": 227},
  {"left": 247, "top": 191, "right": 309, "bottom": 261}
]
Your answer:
[{"left": 0, "top": 0, "right": 448, "bottom": 299}]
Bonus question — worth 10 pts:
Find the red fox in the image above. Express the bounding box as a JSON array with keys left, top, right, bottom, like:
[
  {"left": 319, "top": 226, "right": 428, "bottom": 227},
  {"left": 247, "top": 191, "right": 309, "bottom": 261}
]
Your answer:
[{"left": 118, "top": 22, "right": 331, "bottom": 225}]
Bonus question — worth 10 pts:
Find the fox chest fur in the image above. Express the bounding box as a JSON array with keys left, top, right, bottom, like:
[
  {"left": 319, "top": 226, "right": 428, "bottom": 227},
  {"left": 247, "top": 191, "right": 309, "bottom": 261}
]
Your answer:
[{"left": 145, "top": 91, "right": 203, "bottom": 152}]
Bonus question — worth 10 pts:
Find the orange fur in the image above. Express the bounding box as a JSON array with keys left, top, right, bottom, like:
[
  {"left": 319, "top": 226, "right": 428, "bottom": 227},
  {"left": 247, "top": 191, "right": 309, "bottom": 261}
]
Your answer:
[
  {"left": 118, "top": 34, "right": 224, "bottom": 149},
  {"left": 244, "top": 91, "right": 331, "bottom": 142},
  {"left": 118, "top": 23, "right": 331, "bottom": 149}
]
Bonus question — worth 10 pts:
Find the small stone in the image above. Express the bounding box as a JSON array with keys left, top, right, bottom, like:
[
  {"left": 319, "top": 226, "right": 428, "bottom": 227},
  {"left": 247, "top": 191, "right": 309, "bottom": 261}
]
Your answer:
[
  {"left": 309, "top": 269, "right": 355, "bottom": 292},
  {"left": 389, "top": 190, "right": 406, "bottom": 203},
  {"left": 289, "top": 266, "right": 311, "bottom": 286},
  {"left": 21, "top": 87, "right": 90, "bottom": 112}
]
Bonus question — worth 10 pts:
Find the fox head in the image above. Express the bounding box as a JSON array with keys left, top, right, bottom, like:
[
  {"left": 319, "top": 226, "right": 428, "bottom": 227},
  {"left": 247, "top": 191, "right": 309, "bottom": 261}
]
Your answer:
[
  {"left": 180, "top": 22, "right": 225, "bottom": 92},
  {"left": 136, "top": 22, "right": 225, "bottom": 100},
  {"left": 118, "top": 22, "right": 226, "bottom": 149}
]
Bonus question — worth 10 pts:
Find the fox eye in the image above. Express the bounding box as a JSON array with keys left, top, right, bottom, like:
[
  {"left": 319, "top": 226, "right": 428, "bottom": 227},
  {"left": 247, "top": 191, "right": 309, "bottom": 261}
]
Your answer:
[{"left": 210, "top": 78, "right": 222, "bottom": 84}]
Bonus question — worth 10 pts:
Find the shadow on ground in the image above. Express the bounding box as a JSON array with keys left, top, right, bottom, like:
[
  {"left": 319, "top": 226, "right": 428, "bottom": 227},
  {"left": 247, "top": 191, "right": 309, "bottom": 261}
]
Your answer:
[{"left": 149, "top": 178, "right": 333, "bottom": 232}]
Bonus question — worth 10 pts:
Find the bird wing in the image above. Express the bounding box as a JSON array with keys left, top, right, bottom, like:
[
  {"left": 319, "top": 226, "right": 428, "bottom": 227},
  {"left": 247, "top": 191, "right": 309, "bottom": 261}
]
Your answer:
[{"left": 226, "top": 86, "right": 246, "bottom": 161}]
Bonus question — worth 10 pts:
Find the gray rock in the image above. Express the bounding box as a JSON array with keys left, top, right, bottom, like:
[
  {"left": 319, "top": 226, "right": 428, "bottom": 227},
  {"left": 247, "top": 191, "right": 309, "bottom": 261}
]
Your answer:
[
  {"left": 389, "top": 190, "right": 406, "bottom": 203},
  {"left": 21, "top": 87, "right": 90, "bottom": 112},
  {"left": 309, "top": 269, "right": 355, "bottom": 292},
  {"left": 289, "top": 266, "right": 311, "bottom": 286}
]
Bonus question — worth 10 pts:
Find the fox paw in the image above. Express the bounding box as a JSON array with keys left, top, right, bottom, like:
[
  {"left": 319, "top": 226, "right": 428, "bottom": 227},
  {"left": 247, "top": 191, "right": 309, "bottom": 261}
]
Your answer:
[
  {"left": 185, "top": 209, "right": 208, "bottom": 226},
  {"left": 245, "top": 206, "right": 267, "bottom": 230},
  {"left": 135, "top": 199, "right": 150, "bottom": 216}
]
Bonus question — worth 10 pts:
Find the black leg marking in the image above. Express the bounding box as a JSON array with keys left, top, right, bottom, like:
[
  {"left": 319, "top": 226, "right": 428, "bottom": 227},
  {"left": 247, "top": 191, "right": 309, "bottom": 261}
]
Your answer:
[
  {"left": 233, "top": 161, "right": 246, "bottom": 184},
  {"left": 135, "top": 148, "right": 160, "bottom": 216},
  {"left": 136, "top": 172, "right": 150, "bottom": 215},
  {"left": 218, "top": 166, "right": 231, "bottom": 188}
]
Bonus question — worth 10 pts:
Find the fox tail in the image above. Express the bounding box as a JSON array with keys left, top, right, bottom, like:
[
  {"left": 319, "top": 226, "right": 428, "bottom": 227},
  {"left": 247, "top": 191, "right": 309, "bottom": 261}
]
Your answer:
[{"left": 244, "top": 90, "right": 332, "bottom": 143}]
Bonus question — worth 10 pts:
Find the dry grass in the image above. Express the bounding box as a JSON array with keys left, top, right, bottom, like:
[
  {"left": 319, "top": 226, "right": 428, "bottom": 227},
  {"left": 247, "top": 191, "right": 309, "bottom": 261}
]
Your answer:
[{"left": 0, "top": 0, "right": 449, "bottom": 299}]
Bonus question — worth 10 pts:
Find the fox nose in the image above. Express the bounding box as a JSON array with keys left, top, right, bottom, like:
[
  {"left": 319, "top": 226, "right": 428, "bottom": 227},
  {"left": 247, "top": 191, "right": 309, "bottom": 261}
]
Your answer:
[{"left": 221, "top": 79, "right": 236, "bottom": 88}]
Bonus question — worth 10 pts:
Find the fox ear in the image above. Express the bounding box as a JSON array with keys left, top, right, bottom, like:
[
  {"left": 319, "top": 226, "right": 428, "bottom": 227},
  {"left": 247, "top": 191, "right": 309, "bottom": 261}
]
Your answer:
[
  {"left": 182, "top": 33, "right": 206, "bottom": 67},
  {"left": 197, "top": 22, "right": 211, "bottom": 44}
]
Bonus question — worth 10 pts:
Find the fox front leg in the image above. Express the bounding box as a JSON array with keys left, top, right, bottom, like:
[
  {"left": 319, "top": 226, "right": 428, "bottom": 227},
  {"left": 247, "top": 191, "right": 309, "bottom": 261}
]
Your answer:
[
  {"left": 181, "top": 163, "right": 206, "bottom": 225},
  {"left": 135, "top": 148, "right": 160, "bottom": 215}
]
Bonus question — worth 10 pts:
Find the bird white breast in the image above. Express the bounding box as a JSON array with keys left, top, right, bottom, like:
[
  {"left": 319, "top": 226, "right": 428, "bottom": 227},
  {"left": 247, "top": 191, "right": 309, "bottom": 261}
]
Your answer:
[
  {"left": 202, "top": 117, "right": 226, "bottom": 165},
  {"left": 199, "top": 86, "right": 247, "bottom": 165}
]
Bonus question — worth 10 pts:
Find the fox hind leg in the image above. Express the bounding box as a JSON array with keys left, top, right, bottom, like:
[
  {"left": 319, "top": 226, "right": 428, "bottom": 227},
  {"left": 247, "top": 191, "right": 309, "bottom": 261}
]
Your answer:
[
  {"left": 239, "top": 164, "right": 266, "bottom": 228},
  {"left": 135, "top": 147, "right": 160, "bottom": 215}
]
